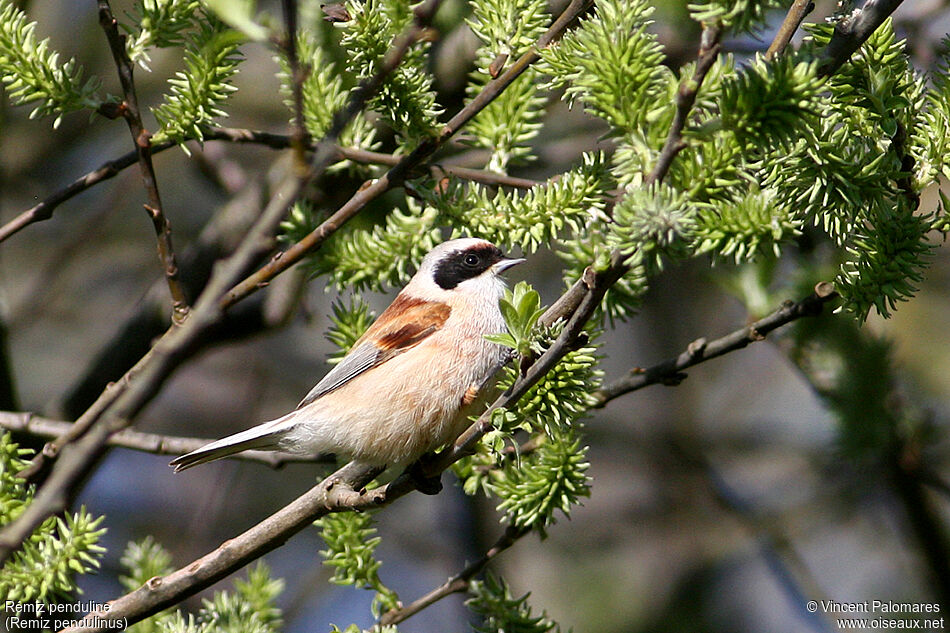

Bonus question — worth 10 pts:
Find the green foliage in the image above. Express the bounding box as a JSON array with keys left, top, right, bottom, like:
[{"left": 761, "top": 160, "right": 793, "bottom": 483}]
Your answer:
[
  {"left": 124, "top": 0, "right": 202, "bottom": 70},
  {"left": 835, "top": 204, "right": 937, "bottom": 320},
  {"left": 325, "top": 296, "right": 376, "bottom": 363},
  {"left": 542, "top": 0, "right": 669, "bottom": 136},
  {"left": 151, "top": 14, "right": 242, "bottom": 146},
  {"left": 918, "top": 36, "right": 950, "bottom": 183},
  {"left": 340, "top": 0, "right": 441, "bottom": 144},
  {"left": 0, "top": 434, "right": 107, "bottom": 603},
  {"left": 305, "top": 200, "right": 442, "bottom": 292},
  {"left": 484, "top": 281, "right": 546, "bottom": 357},
  {"left": 315, "top": 511, "right": 399, "bottom": 617},
  {"left": 693, "top": 186, "right": 800, "bottom": 263},
  {"left": 277, "top": 33, "right": 376, "bottom": 154},
  {"left": 492, "top": 429, "right": 590, "bottom": 535},
  {"left": 688, "top": 0, "right": 785, "bottom": 34},
  {"left": 609, "top": 183, "right": 697, "bottom": 276},
  {"left": 466, "top": 572, "right": 559, "bottom": 633},
  {"left": 464, "top": 0, "right": 548, "bottom": 171},
  {"left": 431, "top": 152, "right": 611, "bottom": 253},
  {"left": 719, "top": 53, "right": 824, "bottom": 151},
  {"left": 0, "top": 0, "right": 102, "bottom": 127},
  {"left": 502, "top": 335, "right": 601, "bottom": 439}
]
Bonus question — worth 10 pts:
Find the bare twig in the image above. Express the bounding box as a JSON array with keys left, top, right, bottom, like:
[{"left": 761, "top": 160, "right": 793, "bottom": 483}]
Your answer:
[
  {"left": 818, "top": 0, "right": 907, "bottom": 77},
  {"left": 591, "top": 283, "right": 839, "bottom": 407},
  {"left": 766, "top": 0, "right": 815, "bottom": 60},
  {"left": 0, "top": 411, "right": 320, "bottom": 468},
  {"left": 97, "top": 0, "right": 189, "bottom": 323},
  {"left": 379, "top": 525, "right": 530, "bottom": 626},
  {"left": 0, "top": 130, "right": 531, "bottom": 245},
  {"left": 645, "top": 23, "right": 722, "bottom": 187},
  {"left": 280, "top": 0, "right": 308, "bottom": 162}
]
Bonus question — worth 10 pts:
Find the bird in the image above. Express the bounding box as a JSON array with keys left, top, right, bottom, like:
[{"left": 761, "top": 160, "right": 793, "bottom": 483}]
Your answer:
[{"left": 170, "top": 238, "right": 524, "bottom": 481}]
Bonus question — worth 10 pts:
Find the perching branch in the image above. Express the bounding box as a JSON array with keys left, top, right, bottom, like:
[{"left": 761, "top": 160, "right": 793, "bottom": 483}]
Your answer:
[
  {"left": 591, "top": 283, "right": 839, "bottom": 407},
  {"left": 97, "top": 0, "right": 189, "bottom": 323}
]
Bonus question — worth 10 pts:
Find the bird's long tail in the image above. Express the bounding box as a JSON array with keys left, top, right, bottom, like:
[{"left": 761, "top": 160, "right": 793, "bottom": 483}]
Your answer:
[{"left": 169, "top": 419, "right": 289, "bottom": 472}]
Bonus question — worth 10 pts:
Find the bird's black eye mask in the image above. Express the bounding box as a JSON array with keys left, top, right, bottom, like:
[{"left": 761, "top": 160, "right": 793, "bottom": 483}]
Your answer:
[{"left": 433, "top": 244, "right": 504, "bottom": 289}]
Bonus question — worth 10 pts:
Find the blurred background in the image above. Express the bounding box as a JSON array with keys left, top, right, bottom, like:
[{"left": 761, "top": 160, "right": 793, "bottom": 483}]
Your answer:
[{"left": 2, "top": 1, "right": 950, "bottom": 631}]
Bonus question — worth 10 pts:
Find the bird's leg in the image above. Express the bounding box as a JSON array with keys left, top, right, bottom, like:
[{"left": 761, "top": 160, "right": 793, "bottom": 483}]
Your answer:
[{"left": 407, "top": 453, "right": 443, "bottom": 495}]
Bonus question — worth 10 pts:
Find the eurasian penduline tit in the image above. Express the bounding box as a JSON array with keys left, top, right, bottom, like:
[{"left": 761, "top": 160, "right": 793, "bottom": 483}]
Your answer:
[{"left": 170, "top": 238, "right": 524, "bottom": 482}]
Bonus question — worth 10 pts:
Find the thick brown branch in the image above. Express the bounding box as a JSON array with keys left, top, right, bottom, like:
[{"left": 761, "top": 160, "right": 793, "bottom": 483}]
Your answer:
[{"left": 591, "top": 283, "right": 839, "bottom": 407}]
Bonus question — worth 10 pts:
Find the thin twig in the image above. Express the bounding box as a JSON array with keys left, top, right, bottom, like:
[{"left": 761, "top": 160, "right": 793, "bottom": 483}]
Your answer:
[
  {"left": 379, "top": 525, "right": 530, "bottom": 627},
  {"left": 766, "top": 0, "right": 815, "bottom": 60},
  {"left": 280, "top": 0, "right": 308, "bottom": 163},
  {"left": 98, "top": 0, "right": 189, "bottom": 323},
  {"left": 645, "top": 23, "right": 722, "bottom": 187},
  {"left": 0, "top": 411, "right": 320, "bottom": 468},
  {"left": 591, "top": 283, "right": 839, "bottom": 408},
  {"left": 0, "top": 130, "right": 532, "bottom": 245}
]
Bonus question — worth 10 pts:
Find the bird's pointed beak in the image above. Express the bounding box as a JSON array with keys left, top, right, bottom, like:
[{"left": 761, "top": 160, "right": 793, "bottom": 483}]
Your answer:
[{"left": 493, "top": 257, "right": 526, "bottom": 274}]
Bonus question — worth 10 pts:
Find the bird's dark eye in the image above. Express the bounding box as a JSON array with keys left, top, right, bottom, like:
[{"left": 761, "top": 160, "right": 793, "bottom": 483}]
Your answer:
[{"left": 463, "top": 253, "right": 480, "bottom": 267}]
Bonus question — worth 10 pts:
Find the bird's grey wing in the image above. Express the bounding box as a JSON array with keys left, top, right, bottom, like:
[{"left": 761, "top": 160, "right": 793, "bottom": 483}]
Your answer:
[
  {"left": 296, "top": 294, "right": 452, "bottom": 409},
  {"left": 296, "top": 342, "right": 384, "bottom": 408}
]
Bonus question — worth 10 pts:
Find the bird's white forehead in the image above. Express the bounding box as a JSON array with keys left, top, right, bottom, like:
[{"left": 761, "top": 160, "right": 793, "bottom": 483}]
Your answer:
[{"left": 419, "top": 238, "right": 496, "bottom": 269}]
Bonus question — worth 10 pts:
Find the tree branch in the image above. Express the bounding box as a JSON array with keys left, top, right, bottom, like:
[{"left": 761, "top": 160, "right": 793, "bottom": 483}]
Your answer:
[
  {"left": 591, "top": 283, "right": 839, "bottom": 407},
  {"left": 766, "top": 0, "right": 815, "bottom": 60},
  {"left": 817, "top": 0, "right": 907, "bottom": 77},
  {"left": 378, "top": 525, "right": 530, "bottom": 627},
  {"left": 645, "top": 22, "right": 722, "bottom": 187},
  {"left": 97, "top": 0, "right": 189, "bottom": 322}
]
